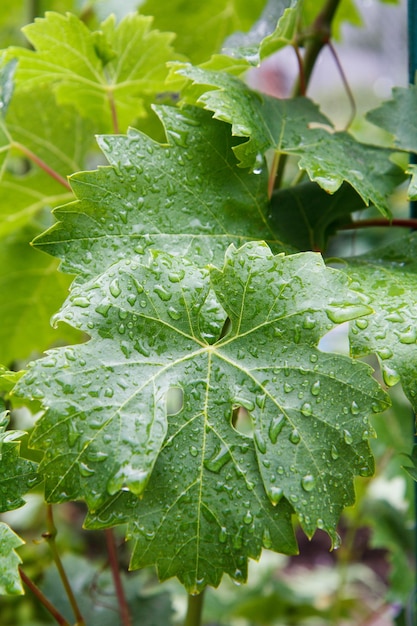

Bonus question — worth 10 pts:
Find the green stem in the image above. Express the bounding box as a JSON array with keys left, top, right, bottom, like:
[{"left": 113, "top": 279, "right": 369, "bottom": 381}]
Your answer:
[
  {"left": 298, "top": 0, "right": 342, "bottom": 90},
  {"left": 43, "top": 505, "right": 86, "bottom": 626},
  {"left": 184, "top": 592, "right": 205, "bottom": 626},
  {"left": 19, "top": 567, "right": 71, "bottom": 626},
  {"left": 12, "top": 141, "right": 72, "bottom": 191},
  {"left": 269, "top": 0, "right": 342, "bottom": 194},
  {"left": 105, "top": 528, "right": 132, "bottom": 626}
]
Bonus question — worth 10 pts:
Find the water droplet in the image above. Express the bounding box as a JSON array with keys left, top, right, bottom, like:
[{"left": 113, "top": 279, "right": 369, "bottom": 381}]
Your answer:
[
  {"left": 303, "top": 315, "right": 316, "bottom": 329},
  {"left": 109, "top": 278, "right": 121, "bottom": 298},
  {"left": 301, "top": 474, "right": 316, "bottom": 492},
  {"left": 219, "top": 526, "right": 227, "bottom": 543},
  {"left": 190, "top": 445, "right": 198, "bottom": 457},
  {"left": 204, "top": 444, "right": 230, "bottom": 473},
  {"left": 262, "top": 528, "right": 272, "bottom": 549},
  {"left": 331, "top": 445, "right": 339, "bottom": 460},
  {"left": 310, "top": 381, "right": 321, "bottom": 396},
  {"left": 378, "top": 347, "right": 393, "bottom": 360},
  {"left": 72, "top": 296, "right": 90, "bottom": 308},
  {"left": 343, "top": 429, "right": 353, "bottom": 445},
  {"left": 243, "top": 510, "right": 253, "bottom": 525},
  {"left": 301, "top": 402, "right": 313, "bottom": 416},
  {"left": 382, "top": 364, "right": 401, "bottom": 387},
  {"left": 269, "top": 485, "right": 284, "bottom": 505},
  {"left": 254, "top": 431, "right": 267, "bottom": 454},
  {"left": 310, "top": 354, "right": 318, "bottom": 363},
  {"left": 104, "top": 387, "right": 114, "bottom": 398},
  {"left": 79, "top": 462, "right": 95, "bottom": 477},
  {"left": 350, "top": 401, "right": 360, "bottom": 415},
  {"left": 289, "top": 429, "right": 301, "bottom": 444},
  {"left": 167, "top": 306, "right": 181, "bottom": 320},
  {"left": 268, "top": 414, "right": 285, "bottom": 444},
  {"left": 168, "top": 269, "right": 185, "bottom": 283},
  {"left": 399, "top": 328, "right": 417, "bottom": 344},
  {"left": 284, "top": 383, "right": 293, "bottom": 393},
  {"left": 355, "top": 318, "right": 368, "bottom": 330},
  {"left": 326, "top": 304, "right": 371, "bottom": 324},
  {"left": 154, "top": 285, "right": 172, "bottom": 301},
  {"left": 95, "top": 303, "right": 111, "bottom": 317}
]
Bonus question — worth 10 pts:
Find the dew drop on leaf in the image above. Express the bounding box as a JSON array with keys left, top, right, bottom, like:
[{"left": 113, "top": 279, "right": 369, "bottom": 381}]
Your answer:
[
  {"left": 301, "top": 474, "right": 316, "bottom": 492},
  {"left": 243, "top": 510, "right": 253, "bottom": 525},
  {"left": 343, "top": 429, "right": 353, "bottom": 445},
  {"left": 109, "top": 278, "right": 121, "bottom": 298},
  {"left": 310, "top": 381, "right": 320, "bottom": 396},
  {"left": 268, "top": 414, "right": 285, "bottom": 444},
  {"left": 254, "top": 431, "right": 267, "bottom": 454},
  {"left": 350, "top": 400, "right": 360, "bottom": 414},
  {"left": 218, "top": 526, "right": 227, "bottom": 543},
  {"left": 382, "top": 364, "right": 401, "bottom": 387},
  {"left": 269, "top": 485, "right": 284, "bottom": 505},
  {"left": 262, "top": 528, "right": 272, "bottom": 549},
  {"left": 289, "top": 429, "right": 301, "bottom": 444},
  {"left": 301, "top": 402, "right": 313, "bottom": 416}
]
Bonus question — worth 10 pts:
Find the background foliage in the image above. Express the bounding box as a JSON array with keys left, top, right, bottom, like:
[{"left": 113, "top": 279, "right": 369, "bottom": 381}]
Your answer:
[{"left": 0, "top": 0, "right": 416, "bottom": 624}]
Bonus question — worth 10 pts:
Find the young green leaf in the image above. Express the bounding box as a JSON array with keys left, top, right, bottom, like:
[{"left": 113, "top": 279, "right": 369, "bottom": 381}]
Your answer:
[
  {"left": 176, "top": 66, "right": 403, "bottom": 214},
  {"left": 341, "top": 233, "right": 417, "bottom": 412},
  {"left": 15, "top": 242, "right": 388, "bottom": 590},
  {"left": 139, "top": 0, "right": 266, "bottom": 64},
  {"left": 0, "top": 522, "right": 24, "bottom": 595},
  {"left": 34, "top": 105, "right": 285, "bottom": 280},
  {"left": 5, "top": 12, "right": 180, "bottom": 132},
  {"left": 0, "top": 226, "right": 82, "bottom": 365},
  {"left": 0, "top": 412, "right": 39, "bottom": 513}
]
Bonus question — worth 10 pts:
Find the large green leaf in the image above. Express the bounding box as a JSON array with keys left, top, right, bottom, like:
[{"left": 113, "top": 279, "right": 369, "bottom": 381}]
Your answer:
[
  {"left": 0, "top": 412, "right": 39, "bottom": 512},
  {"left": 34, "top": 105, "right": 284, "bottom": 280},
  {"left": 139, "top": 0, "right": 267, "bottom": 64},
  {"left": 176, "top": 66, "right": 402, "bottom": 215},
  {"left": 340, "top": 234, "right": 417, "bottom": 412},
  {"left": 0, "top": 226, "right": 82, "bottom": 365},
  {"left": 16, "top": 243, "right": 388, "bottom": 590},
  {"left": 4, "top": 12, "right": 179, "bottom": 132},
  {"left": 0, "top": 522, "right": 24, "bottom": 595}
]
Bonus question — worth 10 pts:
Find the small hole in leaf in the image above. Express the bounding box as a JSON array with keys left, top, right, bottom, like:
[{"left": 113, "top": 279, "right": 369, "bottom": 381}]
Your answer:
[
  {"left": 232, "top": 407, "right": 253, "bottom": 437},
  {"left": 166, "top": 386, "right": 184, "bottom": 416}
]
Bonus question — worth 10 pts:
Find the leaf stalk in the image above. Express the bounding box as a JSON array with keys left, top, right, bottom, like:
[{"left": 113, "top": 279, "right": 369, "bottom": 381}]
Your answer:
[
  {"left": 184, "top": 591, "right": 205, "bottom": 626},
  {"left": 19, "top": 567, "right": 71, "bottom": 626},
  {"left": 105, "top": 528, "right": 132, "bottom": 626},
  {"left": 43, "top": 505, "right": 86, "bottom": 626}
]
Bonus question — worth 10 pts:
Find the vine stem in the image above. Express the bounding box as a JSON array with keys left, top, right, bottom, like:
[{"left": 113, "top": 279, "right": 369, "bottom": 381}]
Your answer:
[
  {"left": 184, "top": 591, "right": 205, "bottom": 626},
  {"left": 12, "top": 141, "right": 72, "bottom": 190},
  {"left": 340, "top": 217, "right": 417, "bottom": 230},
  {"left": 104, "top": 528, "right": 132, "bottom": 626},
  {"left": 267, "top": 0, "right": 343, "bottom": 194},
  {"left": 43, "top": 505, "right": 86, "bottom": 626},
  {"left": 19, "top": 567, "right": 71, "bottom": 626}
]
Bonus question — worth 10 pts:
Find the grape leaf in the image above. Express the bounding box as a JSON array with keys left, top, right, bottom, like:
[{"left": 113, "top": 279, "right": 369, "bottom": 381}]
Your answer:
[
  {"left": 176, "top": 66, "right": 402, "bottom": 215},
  {"left": 269, "top": 181, "right": 365, "bottom": 251},
  {"left": 33, "top": 105, "right": 285, "bottom": 280},
  {"left": 15, "top": 242, "right": 388, "bottom": 590},
  {"left": 366, "top": 85, "right": 417, "bottom": 153},
  {"left": 4, "top": 12, "right": 180, "bottom": 132},
  {"left": 0, "top": 86, "right": 93, "bottom": 236},
  {"left": 0, "top": 225, "right": 82, "bottom": 365},
  {"left": 339, "top": 233, "right": 417, "bottom": 411},
  {"left": 0, "top": 522, "right": 24, "bottom": 595},
  {"left": 0, "top": 412, "right": 39, "bottom": 512},
  {"left": 223, "top": 0, "right": 298, "bottom": 65},
  {"left": 139, "top": 0, "right": 266, "bottom": 64}
]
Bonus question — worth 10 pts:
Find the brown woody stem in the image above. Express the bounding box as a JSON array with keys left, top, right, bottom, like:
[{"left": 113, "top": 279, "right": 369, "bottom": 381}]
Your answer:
[
  {"left": 19, "top": 567, "right": 71, "bottom": 626},
  {"left": 105, "top": 528, "right": 132, "bottom": 626},
  {"left": 12, "top": 142, "right": 72, "bottom": 191}
]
